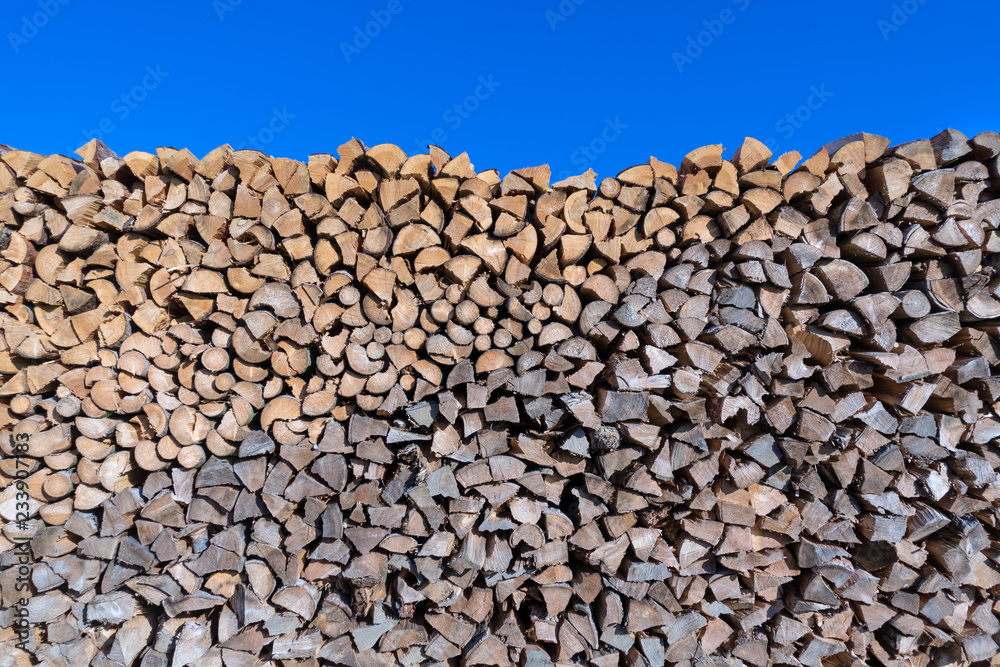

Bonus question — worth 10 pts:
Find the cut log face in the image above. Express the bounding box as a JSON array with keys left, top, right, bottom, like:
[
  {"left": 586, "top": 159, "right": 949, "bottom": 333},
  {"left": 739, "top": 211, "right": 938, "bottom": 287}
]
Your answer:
[{"left": 2, "top": 130, "right": 1000, "bottom": 666}]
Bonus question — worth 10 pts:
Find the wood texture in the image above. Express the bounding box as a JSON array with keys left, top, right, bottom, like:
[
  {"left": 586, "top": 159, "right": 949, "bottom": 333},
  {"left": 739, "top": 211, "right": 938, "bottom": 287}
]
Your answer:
[{"left": 2, "top": 131, "right": 1000, "bottom": 666}]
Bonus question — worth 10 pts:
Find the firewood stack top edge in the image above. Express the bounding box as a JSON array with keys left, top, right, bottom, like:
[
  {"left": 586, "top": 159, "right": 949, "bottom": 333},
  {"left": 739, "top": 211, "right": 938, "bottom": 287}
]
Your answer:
[{"left": 1, "top": 131, "right": 1000, "bottom": 666}]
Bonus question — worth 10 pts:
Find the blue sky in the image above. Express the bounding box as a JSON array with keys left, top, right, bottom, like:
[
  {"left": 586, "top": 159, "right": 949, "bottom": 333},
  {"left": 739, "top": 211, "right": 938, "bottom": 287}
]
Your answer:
[{"left": 2, "top": 0, "right": 997, "bottom": 179}]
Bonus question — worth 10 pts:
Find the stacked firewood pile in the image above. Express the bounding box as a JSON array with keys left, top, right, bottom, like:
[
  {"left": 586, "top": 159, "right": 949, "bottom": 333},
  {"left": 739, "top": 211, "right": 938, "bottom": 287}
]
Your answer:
[{"left": 1, "top": 129, "right": 999, "bottom": 667}]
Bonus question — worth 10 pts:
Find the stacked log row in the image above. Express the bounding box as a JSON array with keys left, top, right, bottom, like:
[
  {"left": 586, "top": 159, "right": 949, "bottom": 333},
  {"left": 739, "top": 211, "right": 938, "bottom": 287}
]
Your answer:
[{"left": 0, "top": 130, "right": 999, "bottom": 666}]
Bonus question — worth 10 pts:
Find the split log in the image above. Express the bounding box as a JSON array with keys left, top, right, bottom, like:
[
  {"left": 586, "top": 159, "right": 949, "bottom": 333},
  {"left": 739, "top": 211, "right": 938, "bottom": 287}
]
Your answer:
[{"left": 0, "top": 130, "right": 998, "bottom": 667}]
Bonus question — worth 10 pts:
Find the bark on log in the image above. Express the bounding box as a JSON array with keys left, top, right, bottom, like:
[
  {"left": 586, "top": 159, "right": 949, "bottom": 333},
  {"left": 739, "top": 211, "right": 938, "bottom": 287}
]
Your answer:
[{"left": 1, "top": 130, "right": 999, "bottom": 667}]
